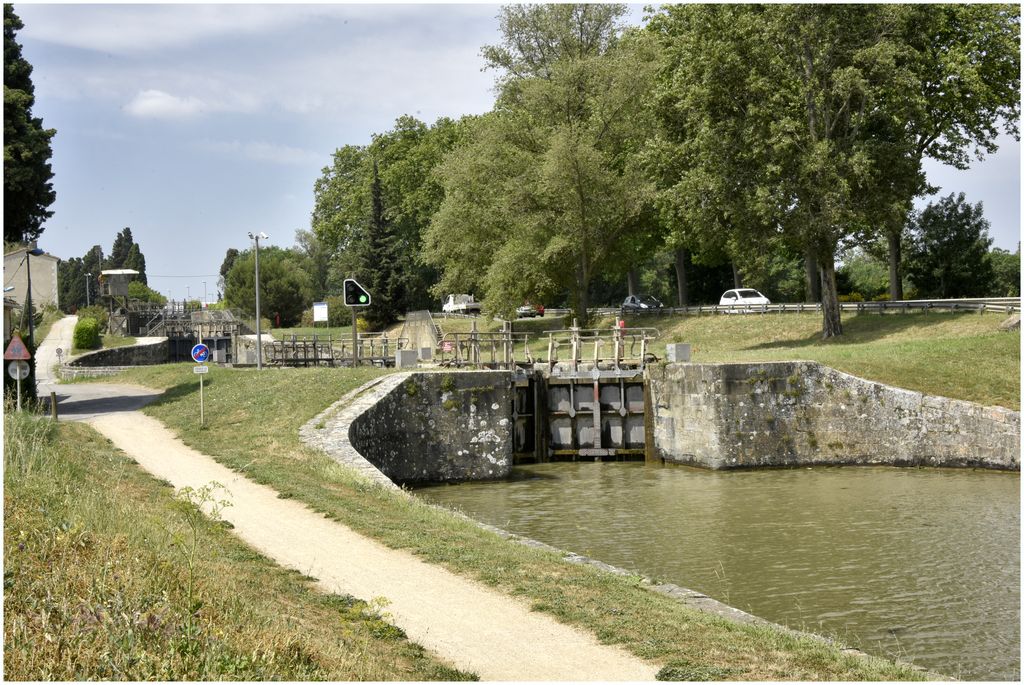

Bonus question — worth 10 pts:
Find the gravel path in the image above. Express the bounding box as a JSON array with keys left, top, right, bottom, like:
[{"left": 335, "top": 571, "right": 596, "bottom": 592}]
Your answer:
[{"left": 88, "top": 411, "right": 659, "bottom": 681}]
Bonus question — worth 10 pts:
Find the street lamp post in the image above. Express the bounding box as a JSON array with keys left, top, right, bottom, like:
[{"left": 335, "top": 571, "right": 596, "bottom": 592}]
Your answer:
[
  {"left": 248, "top": 232, "right": 268, "bottom": 370},
  {"left": 85, "top": 272, "right": 91, "bottom": 307},
  {"left": 203, "top": 281, "right": 207, "bottom": 306},
  {"left": 23, "top": 248, "right": 44, "bottom": 349}
]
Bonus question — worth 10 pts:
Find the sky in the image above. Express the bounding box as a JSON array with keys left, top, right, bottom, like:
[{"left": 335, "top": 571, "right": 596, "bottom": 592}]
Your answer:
[{"left": 12, "top": 3, "right": 1022, "bottom": 305}]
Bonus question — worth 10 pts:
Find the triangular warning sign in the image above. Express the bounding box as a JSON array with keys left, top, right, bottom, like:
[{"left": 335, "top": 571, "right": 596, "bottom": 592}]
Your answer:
[{"left": 4, "top": 333, "right": 31, "bottom": 360}]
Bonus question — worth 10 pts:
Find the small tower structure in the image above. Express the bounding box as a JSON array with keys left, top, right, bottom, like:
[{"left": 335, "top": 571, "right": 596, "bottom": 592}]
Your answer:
[{"left": 98, "top": 269, "right": 139, "bottom": 335}]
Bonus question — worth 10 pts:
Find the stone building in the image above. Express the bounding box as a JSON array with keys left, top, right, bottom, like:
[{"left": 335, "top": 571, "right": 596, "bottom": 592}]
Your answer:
[{"left": 3, "top": 248, "right": 60, "bottom": 311}]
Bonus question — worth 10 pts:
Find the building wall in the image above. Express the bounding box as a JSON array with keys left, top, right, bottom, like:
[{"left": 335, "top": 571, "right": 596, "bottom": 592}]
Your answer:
[
  {"left": 3, "top": 251, "right": 60, "bottom": 310},
  {"left": 647, "top": 362, "right": 1020, "bottom": 471}
]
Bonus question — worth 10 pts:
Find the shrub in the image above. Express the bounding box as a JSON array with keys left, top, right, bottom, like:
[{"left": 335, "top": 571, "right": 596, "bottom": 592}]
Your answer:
[
  {"left": 77, "top": 304, "right": 109, "bottom": 329},
  {"left": 872, "top": 293, "right": 891, "bottom": 302},
  {"left": 73, "top": 317, "right": 101, "bottom": 350},
  {"left": 837, "top": 292, "right": 864, "bottom": 303}
]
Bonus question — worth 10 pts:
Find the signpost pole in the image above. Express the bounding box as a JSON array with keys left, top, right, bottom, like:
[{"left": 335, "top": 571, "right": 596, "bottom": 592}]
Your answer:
[
  {"left": 352, "top": 308, "right": 358, "bottom": 367},
  {"left": 15, "top": 374, "right": 21, "bottom": 412}
]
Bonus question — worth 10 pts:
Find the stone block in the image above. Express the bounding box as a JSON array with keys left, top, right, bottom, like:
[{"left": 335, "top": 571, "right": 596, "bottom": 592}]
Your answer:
[
  {"left": 419, "top": 346, "right": 433, "bottom": 361},
  {"left": 395, "top": 349, "right": 418, "bottom": 368},
  {"left": 666, "top": 343, "right": 692, "bottom": 363}
]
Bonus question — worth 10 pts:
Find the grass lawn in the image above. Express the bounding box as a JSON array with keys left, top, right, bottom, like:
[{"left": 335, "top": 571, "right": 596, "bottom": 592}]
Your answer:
[
  {"left": 82, "top": 362, "right": 932, "bottom": 681},
  {"left": 3, "top": 407, "right": 473, "bottom": 681}
]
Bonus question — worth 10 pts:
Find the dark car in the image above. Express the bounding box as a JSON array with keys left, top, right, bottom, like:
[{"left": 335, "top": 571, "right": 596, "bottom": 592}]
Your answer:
[{"left": 621, "top": 294, "right": 663, "bottom": 312}]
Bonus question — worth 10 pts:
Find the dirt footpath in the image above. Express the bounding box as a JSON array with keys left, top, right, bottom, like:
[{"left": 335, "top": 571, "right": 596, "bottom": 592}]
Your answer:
[{"left": 88, "top": 411, "right": 660, "bottom": 681}]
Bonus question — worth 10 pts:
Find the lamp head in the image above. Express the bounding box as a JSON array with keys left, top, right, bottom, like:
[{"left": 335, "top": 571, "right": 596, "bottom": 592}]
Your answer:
[
  {"left": 27, "top": 248, "right": 44, "bottom": 256},
  {"left": 258, "top": 232, "right": 269, "bottom": 240},
  {"left": 248, "top": 232, "right": 254, "bottom": 239}
]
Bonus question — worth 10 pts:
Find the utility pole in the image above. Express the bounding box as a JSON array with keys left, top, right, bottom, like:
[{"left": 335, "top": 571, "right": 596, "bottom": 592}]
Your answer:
[
  {"left": 85, "top": 272, "right": 91, "bottom": 307},
  {"left": 248, "top": 232, "right": 268, "bottom": 370},
  {"left": 24, "top": 247, "right": 44, "bottom": 349}
]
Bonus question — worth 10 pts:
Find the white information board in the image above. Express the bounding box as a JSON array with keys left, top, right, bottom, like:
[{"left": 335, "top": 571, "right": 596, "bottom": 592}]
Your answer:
[{"left": 313, "top": 301, "right": 328, "bottom": 322}]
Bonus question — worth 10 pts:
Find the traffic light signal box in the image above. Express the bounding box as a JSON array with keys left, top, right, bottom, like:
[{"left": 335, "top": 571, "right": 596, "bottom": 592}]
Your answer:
[{"left": 343, "top": 278, "right": 371, "bottom": 307}]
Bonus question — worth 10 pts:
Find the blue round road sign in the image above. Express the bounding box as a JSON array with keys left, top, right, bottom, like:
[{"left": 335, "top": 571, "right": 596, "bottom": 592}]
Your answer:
[{"left": 191, "top": 343, "right": 210, "bottom": 363}]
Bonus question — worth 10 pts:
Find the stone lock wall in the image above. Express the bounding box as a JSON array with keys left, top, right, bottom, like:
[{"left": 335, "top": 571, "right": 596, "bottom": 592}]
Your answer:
[
  {"left": 647, "top": 362, "right": 1020, "bottom": 471},
  {"left": 348, "top": 371, "right": 515, "bottom": 484},
  {"left": 66, "top": 338, "right": 169, "bottom": 368}
]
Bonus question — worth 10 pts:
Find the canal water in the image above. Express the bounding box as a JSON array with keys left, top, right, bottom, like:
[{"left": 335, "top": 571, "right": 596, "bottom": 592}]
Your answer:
[{"left": 415, "top": 463, "right": 1020, "bottom": 680}]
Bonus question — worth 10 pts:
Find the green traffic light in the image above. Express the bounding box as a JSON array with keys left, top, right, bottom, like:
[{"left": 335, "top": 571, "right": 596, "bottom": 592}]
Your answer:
[{"left": 359, "top": 295, "right": 367, "bottom": 303}]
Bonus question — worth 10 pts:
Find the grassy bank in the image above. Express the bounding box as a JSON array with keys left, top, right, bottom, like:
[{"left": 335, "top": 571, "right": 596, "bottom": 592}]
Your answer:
[
  {"left": 443, "top": 311, "right": 1019, "bottom": 409},
  {"left": 88, "top": 363, "right": 930, "bottom": 680},
  {"left": 3, "top": 407, "right": 473, "bottom": 681}
]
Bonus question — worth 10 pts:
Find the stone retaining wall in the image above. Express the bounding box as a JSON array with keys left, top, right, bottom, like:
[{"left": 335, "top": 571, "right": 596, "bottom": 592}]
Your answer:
[
  {"left": 67, "top": 338, "right": 169, "bottom": 367},
  {"left": 647, "top": 362, "right": 1020, "bottom": 470},
  {"left": 301, "top": 371, "right": 515, "bottom": 486},
  {"left": 348, "top": 371, "right": 514, "bottom": 484}
]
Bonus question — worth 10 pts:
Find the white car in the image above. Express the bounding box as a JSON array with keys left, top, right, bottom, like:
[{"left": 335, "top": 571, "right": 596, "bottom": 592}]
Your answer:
[{"left": 719, "top": 289, "right": 770, "bottom": 310}]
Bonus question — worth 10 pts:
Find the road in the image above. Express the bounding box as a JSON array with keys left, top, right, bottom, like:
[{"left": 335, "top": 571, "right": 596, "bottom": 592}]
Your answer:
[{"left": 39, "top": 316, "right": 659, "bottom": 681}]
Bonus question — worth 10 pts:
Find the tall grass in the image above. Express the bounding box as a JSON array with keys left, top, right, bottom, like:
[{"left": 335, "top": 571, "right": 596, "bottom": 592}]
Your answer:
[{"left": 2, "top": 405, "right": 474, "bottom": 681}]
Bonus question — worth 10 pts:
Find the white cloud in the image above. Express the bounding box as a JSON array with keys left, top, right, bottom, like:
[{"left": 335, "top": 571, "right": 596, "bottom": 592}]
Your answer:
[
  {"left": 125, "top": 89, "right": 206, "bottom": 119},
  {"left": 18, "top": 5, "right": 491, "bottom": 55},
  {"left": 196, "top": 139, "right": 324, "bottom": 166}
]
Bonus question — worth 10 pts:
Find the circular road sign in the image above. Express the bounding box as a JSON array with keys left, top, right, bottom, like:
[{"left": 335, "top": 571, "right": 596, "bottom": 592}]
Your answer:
[
  {"left": 191, "top": 343, "right": 211, "bottom": 363},
  {"left": 7, "top": 360, "right": 30, "bottom": 380}
]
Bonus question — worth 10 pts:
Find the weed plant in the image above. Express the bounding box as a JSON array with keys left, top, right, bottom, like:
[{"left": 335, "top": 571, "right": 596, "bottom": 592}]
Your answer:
[{"left": 2, "top": 404, "right": 474, "bottom": 681}]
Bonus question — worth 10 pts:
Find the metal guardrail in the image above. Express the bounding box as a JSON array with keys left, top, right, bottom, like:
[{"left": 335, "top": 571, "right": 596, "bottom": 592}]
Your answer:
[
  {"left": 546, "top": 297, "right": 1021, "bottom": 318},
  {"left": 425, "top": 298, "right": 1018, "bottom": 329}
]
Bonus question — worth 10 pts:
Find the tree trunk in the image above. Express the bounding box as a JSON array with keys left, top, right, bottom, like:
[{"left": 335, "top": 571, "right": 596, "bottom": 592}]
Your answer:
[
  {"left": 819, "top": 254, "right": 843, "bottom": 339},
  {"left": 627, "top": 269, "right": 640, "bottom": 297},
  {"left": 674, "top": 248, "right": 689, "bottom": 308},
  {"left": 804, "top": 249, "right": 821, "bottom": 303},
  {"left": 886, "top": 227, "right": 904, "bottom": 301},
  {"left": 574, "top": 254, "right": 590, "bottom": 326},
  {"left": 731, "top": 262, "right": 742, "bottom": 289}
]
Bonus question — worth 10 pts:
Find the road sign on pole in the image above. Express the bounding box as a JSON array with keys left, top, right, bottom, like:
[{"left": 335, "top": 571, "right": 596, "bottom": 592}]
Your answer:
[
  {"left": 4, "top": 333, "right": 31, "bottom": 360},
  {"left": 191, "top": 343, "right": 210, "bottom": 363},
  {"left": 8, "top": 360, "right": 29, "bottom": 412},
  {"left": 190, "top": 343, "right": 211, "bottom": 426},
  {"left": 7, "top": 360, "right": 29, "bottom": 380},
  {"left": 343, "top": 279, "right": 371, "bottom": 307},
  {"left": 343, "top": 279, "right": 371, "bottom": 367}
]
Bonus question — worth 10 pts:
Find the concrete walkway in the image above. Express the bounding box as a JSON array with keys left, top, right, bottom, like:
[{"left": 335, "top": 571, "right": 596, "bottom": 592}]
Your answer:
[
  {"left": 35, "top": 314, "right": 75, "bottom": 392},
  {"left": 39, "top": 317, "right": 659, "bottom": 681}
]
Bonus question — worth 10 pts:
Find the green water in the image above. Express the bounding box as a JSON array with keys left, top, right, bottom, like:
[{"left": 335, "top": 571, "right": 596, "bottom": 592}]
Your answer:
[{"left": 415, "top": 463, "right": 1020, "bottom": 680}]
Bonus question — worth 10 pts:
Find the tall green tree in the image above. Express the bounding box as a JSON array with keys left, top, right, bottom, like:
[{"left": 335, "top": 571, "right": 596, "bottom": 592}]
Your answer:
[
  {"left": 57, "top": 244, "right": 103, "bottom": 312},
  {"left": 224, "top": 246, "right": 313, "bottom": 327},
  {"left": 4, "top": 5, "right": 56, "bottom": 245},
  {"left": 425, "top": 4, "right": 659, "bottom": 323},
  {"left": 988, "top": 247, "right": 1021, "bottom": 297},
  {"left": 218, "top": 247, "right": 240, "bottom": 294},
  {"left": 123, "top": 244, "right": 147, "bottom": 285},
  {"left": 312, "top": 115, "right": 472, "bottom": 314},
  {"left": 904, "top": 193, "right": 995, "bottom": 299},
  {"left": 650, "top": 4, "right": 932, "bottom": 337},
  {"left": 57, "top": 256, "right": 85, "bottom": 313},
  {"left": 107, "top": 227, "right": 135, "bottom": 268},
  {"left": 879, "top": 5, "right": 1020, "bottom": 300}
]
